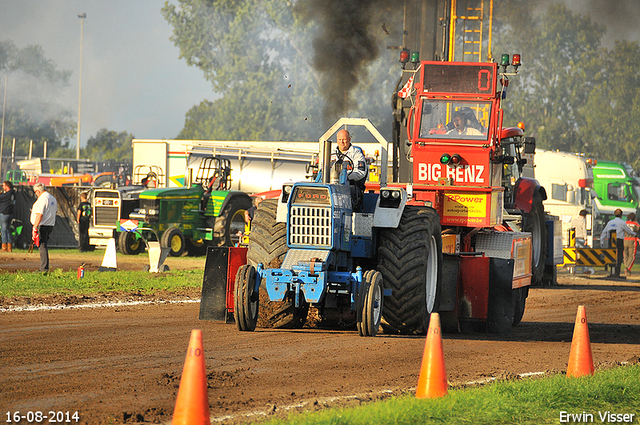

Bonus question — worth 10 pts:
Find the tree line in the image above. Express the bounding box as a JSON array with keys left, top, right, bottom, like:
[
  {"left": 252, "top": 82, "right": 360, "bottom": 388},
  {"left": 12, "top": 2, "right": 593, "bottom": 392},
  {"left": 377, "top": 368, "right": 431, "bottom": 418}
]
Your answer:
[{"left": 0, "top": 40, "right": 134, "bottom": 169}]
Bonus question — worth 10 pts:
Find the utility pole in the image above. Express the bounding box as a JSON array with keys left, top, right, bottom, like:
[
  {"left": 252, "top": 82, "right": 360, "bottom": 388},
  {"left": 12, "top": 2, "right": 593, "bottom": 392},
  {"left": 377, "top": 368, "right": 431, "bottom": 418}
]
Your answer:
[
  {"left": 0, "top": 75, "right": 7, "bottom": 179},
  {"left": 76, "top": 13, "right": 86, "bottom": 161}
]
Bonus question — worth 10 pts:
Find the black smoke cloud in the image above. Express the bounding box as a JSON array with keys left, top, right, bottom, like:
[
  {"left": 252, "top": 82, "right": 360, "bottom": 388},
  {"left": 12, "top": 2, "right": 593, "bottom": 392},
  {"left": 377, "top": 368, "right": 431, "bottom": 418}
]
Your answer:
[{"left": 296, "top": 0, "right": 402, "bottom": 126}]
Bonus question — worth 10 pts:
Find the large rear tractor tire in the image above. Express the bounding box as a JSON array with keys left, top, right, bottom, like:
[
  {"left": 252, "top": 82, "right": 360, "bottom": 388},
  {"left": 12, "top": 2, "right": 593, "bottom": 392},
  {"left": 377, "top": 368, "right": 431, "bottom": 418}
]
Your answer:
[
  {"left": 234, "top": 265, "right": 259, "bottom": 331},
  {"left": 524, "top": 192, "right": 547, "bottom": 286},
  {"left": 247, "top": 199, "right": 288, "bottom": 268},
  {"left": 212, "top": 196, "right": 252, "bottom": 247},
  {"left": 161, "top": 227, "right": 185, "bottom": 257},
  {"left": 377, "top": 207, "right": 443, "bottom": 334}
]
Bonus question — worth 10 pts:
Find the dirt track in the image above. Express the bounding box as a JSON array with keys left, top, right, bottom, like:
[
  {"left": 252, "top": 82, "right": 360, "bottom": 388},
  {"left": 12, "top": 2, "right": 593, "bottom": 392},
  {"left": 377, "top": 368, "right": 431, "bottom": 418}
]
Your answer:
[{"left": 1, "top": 252, "right": 640, "bottom": 424}]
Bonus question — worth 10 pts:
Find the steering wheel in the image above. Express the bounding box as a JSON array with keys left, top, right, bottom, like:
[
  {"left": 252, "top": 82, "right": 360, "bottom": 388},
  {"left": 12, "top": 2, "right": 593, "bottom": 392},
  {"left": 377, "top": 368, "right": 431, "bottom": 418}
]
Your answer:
[{"left": 336, "top": 154, "right": 354, "bottom": 177}]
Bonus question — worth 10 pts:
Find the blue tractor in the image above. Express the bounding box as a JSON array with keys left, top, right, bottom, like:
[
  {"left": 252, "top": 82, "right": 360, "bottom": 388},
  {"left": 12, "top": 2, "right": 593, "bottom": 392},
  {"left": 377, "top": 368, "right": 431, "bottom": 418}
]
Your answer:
[{"left": 234, "top": 119, "right": 404, "bottom": 336}]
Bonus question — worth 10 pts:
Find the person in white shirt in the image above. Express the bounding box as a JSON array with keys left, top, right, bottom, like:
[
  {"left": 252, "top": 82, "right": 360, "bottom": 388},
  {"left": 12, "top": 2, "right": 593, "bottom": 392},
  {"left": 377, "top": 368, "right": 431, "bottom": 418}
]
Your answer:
[
  {"left": 571, "top": 209, "right": 588, "bottom": 246},
  {"left": 331, "top": 129, "right": 368, "bottom": 210},
  {"left": 31, "top": 183, "right": 58, "bottom": 273},
  {"left": 600, "top": 208, "right": 636, "bottom": 278}
]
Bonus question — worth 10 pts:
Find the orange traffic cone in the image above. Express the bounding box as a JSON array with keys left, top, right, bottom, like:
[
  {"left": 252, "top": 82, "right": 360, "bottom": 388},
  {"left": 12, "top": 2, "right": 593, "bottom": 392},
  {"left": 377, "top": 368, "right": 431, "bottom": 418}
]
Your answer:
[
  {"left": 171, "top": 329, "right": 211, "bottom": 425},
  {"left": 566, "top": 305, "right": 595, "bottom": 378},
  {"left": 416, "top": 313, "right": 448, "bottom": 398}
]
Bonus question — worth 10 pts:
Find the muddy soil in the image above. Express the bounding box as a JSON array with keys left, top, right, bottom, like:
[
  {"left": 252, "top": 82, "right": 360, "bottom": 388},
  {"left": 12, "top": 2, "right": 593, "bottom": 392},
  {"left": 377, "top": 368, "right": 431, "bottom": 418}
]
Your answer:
[{"left": 1, "top": 251, "right": 640, "bottom": 424}]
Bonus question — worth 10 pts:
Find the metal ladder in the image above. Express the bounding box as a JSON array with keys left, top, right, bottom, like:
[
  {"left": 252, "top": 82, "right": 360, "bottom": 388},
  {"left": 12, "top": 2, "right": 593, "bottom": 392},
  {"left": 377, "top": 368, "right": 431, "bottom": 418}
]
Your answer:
[{"left": 448, "top": 0, "right": 493, "bottom": 63}]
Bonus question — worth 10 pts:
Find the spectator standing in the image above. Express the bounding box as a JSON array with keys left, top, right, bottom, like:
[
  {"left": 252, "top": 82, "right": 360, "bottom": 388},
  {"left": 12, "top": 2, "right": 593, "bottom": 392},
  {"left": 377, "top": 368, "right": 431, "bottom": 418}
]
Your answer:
[
  {"left": 570, "top": 209, "right": 589, "bottom": 248},
  {"left": 0, "top": 180, "right": 16, "bottom": 252},
  {"left": 77, "top": 192, "right": 92, "bottom": 252},
  {"left": 600, "top": 208, "right": 636, "bottom": 278},
  {"left": 30, "top": 183, "right": 57, "bottom": 273},
  {"left": 624, "top": 212, "right": 640, "bottom": 275}
]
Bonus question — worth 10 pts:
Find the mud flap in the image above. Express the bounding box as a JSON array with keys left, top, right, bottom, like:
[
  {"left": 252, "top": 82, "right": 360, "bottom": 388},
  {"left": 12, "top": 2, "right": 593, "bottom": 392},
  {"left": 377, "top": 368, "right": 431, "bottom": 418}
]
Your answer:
[
  {"left": 487, "top": 258, "right": 515, "bottom": 334},
  {"left": 199, "top": 246, "right": 247, "bottom": 322}
]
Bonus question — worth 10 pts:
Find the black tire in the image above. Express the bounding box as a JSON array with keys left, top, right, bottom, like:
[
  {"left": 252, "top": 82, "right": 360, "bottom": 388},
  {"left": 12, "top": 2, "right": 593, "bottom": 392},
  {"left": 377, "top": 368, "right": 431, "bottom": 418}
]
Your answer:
[
  {"left": 234, "top": 265, "right": 259, "bottom": 331},
  {"left": 212, "top": 196, "right": 252, "bottom": 247},
  {"left": 118, "top": 231, "right": 145, "bottom": 255},
  {"left": 357, "top": 270, "right": 373, "bottom": 336},
  {"left": 541, "top": 263, "right": 557, "bottom": 286},
  {"left": 512, "top": 286, "right": 528, "bottom": 326},
  {"left": 377, "top": 206, "right": 443, "bottom": 334},
  {"left": 161, "top": 227, "right": 185, "bottom": 257},
  {"left": 186, "top": 238, "right": 208, "bottom": 256},
  {"left": 246, "top": 199, "right": 288, "bottom": 268},
  {"left": 359, "top": 270, "right": 383, "bottom": 337},
  {"left": 524, "top": 192, "right": 547, "bottom": 286}
]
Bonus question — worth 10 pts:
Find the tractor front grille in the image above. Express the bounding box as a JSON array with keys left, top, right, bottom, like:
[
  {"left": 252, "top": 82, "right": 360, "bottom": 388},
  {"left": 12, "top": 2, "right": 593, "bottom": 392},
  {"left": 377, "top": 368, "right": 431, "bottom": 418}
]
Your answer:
[
  {"left": 289, "top": 206, "right": 332, "bottom": 247},
  {"left": 94, "top": 206, "right": 119, "bottom": 227}
]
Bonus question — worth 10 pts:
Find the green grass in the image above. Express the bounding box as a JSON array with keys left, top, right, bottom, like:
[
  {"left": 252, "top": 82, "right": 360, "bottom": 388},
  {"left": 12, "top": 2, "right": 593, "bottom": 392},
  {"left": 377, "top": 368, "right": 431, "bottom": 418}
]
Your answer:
[
  {"left": 0, "top": 269, "right": 203, "bottom": 297},
  {"left": 261, "top": 365, "right": 640, "bottom": 425}
]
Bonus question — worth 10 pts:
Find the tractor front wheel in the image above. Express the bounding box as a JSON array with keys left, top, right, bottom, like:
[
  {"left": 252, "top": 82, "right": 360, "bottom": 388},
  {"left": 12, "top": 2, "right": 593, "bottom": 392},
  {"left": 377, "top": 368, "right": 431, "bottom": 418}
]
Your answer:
[
  {"left": 358, "top": 270, "right": 383, "bottom": 337},
  {"left": 118, "top": 231, "right": 145, "bottom": 255},
  {"left": 161, "top": 227, "right": 185, "bottom": 257},
  {"left": 234, "top": 265, "right": 259, "bottom": 331}
]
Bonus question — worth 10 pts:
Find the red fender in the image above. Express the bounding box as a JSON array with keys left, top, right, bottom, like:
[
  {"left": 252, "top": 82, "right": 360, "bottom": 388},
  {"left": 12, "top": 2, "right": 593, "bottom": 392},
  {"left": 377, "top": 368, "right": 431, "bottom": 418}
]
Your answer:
[
  {"left": 252, "top": 189, "right": 281, "bottom": 200},
  {"left": 514, "top": 177, "right": 546, "bottom": 213}
]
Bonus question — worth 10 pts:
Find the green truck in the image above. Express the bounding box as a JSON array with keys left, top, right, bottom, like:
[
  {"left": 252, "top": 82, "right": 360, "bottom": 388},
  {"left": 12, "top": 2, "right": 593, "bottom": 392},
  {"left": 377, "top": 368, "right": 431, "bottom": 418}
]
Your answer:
[{"left": 592, "top": 160, "right": 640, "bottom": 245}]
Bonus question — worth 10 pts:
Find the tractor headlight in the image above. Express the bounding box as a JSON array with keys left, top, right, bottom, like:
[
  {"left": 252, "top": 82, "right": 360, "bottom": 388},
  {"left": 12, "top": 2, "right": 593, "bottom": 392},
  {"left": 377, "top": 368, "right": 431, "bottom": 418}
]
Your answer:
[
  {"left": 148, "top": 209, "right": 158, "bottom": 216},
  {"left": 379, "top": 188, "right": 403, "bottom": 208},
  {"left": 282, "top": 184, "right": 293, "bottom": 203}
]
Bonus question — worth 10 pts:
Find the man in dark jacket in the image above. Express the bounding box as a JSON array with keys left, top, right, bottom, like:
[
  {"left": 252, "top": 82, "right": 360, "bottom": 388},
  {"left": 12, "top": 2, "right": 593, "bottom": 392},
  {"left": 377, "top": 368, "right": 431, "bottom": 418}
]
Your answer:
[
  {"left": 76, "top": 192, "right": 92, "bottom": 252},
  {"left": 0, "top": 180, "right": 16, "bottom": 252}
]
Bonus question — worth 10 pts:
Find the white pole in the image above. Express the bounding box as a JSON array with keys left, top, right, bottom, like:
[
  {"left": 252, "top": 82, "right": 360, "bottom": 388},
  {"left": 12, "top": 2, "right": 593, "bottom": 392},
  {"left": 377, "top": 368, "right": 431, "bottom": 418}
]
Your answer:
[
  {"left": 76, "top": 13, "right": 86, "bottom": 161},
  {"left": 0, "top": 75, "right": 6, "bottom": 179}
]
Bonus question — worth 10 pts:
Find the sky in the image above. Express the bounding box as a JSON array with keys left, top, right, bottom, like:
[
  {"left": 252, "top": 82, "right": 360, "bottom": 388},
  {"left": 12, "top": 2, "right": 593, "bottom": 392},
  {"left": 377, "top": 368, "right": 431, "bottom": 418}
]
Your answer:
[{"left": 0, "top": 0, "right": 213, "bottom": 149}]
